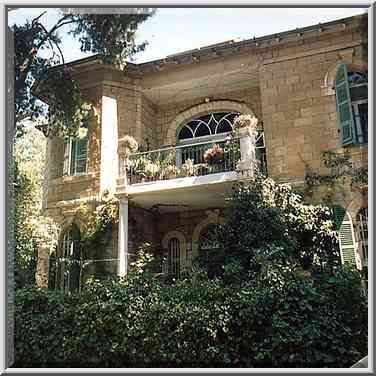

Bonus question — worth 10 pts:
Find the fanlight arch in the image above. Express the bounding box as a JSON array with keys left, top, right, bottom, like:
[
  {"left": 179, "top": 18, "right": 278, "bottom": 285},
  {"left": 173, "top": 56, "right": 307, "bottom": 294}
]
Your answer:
[
  {"left": 165, "top": 100, "right": 255, "bottom": 144},
  {"left": 178, "top": 112, "right": 238, "bottom": 141}
]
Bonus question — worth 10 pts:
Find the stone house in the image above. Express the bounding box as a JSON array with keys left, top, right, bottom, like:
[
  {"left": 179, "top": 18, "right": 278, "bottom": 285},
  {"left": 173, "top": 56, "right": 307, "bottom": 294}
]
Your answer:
[{"left": 38, "top": 14, "right": 368, "bottom": 291}]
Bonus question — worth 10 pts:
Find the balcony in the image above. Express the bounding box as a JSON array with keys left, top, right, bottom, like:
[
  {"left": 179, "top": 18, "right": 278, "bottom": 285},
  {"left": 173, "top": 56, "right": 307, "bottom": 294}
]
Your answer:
[{"left": 116, "top": 131, "right": 266, "bottom": 209}]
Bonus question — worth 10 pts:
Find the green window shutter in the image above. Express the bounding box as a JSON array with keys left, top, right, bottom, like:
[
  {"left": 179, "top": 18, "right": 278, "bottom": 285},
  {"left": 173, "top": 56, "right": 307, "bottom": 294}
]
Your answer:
[
  {"left": 332, "top": 205, "right": 357, "bottom": 266},
  {"left": 63, "top": 139, "right": 70, "bottom": 175},
  {"left": 335, "top": 63, "right": 357, "bottom": 146}
]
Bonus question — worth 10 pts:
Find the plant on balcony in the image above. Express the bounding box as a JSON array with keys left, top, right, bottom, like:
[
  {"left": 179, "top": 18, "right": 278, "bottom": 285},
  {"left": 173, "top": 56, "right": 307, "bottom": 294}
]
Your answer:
[
  {"left": 162, "top": 164, "right": 178, "bottom": 180},
  {"left": 179, "top": 159, "right": 197, "bottom": 177},
  {"left": 119, "top": 135, "right": 139, "bottom": 155},
  {"left": 144, "top": 161, "right": 161, "bottom": 179},
  {"left": 203, "top": 144, "right": 225, "bottom": 166},
  {"left": 233, "top": 114, "right": 259, "bottom": 136}
]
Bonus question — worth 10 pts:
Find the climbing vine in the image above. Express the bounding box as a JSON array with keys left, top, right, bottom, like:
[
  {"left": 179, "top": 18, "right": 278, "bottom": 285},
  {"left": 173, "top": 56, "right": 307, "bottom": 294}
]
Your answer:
[
  {"left": 75, "top": 191, "right": 119, "bottom": 251},
  {"left": 305, "top": 150, "right": 368, "bottom": 201}
]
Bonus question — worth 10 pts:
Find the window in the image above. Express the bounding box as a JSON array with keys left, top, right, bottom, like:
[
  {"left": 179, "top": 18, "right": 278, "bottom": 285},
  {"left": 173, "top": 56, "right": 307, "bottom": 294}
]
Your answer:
[
  {"left": 57, "top": 225, "right": 82, "bottom": 293},
  {"left": 332, "top": 206, "right": 357, "bottom": 266},
  {"left": 177, "top": 111, "right": 267, "bottom": 172},
  {"left": 178, "top": 112, "right": 238, "bottom": 141},
  {"left": 63, "top": 124, "right": 89, "bottom": 175},
  {"left": 356, "top": 208, "right": 368, "bottom": 266},
  {"left": 335, "top": 64, "right": 368, "bottom": 146},
  {"left": 168, "top": 237, "right": 180, "bottom": 279}
]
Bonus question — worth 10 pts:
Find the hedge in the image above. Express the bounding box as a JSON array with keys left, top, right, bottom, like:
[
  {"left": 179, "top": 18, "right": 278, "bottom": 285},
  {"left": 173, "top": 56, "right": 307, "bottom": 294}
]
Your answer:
[{"left": 14, "top": 266, "right": 367, "bottom": 368}]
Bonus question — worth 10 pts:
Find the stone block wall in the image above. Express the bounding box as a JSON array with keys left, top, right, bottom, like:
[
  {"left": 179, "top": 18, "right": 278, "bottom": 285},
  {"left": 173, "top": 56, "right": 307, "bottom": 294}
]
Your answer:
[
  {"left": 259, "top": 26, "right": 367, "bottom": 183},
  {"left": 154, "top": 86, "right": 262, "bottom": 147},
  {"left": 141, "top": 94, "right": 158, "bottom": 150}
]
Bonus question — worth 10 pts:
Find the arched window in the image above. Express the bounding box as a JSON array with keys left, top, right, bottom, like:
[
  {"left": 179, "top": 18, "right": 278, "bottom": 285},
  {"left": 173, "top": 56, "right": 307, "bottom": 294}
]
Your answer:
[
  {"left": 168, "top": 237, "right": 181, "bottom": 279},
  {"left": 178, "top": 112, "right": 238, "bottom": 142},
  {"left": 355, "top": 208, "right": 368, "bottom": 267},
  {"left": 57, "top": 224, "right": 82, "bottom": 293},
  {"left": 334, "top": 64, "right": 368, "bottom": 146}
]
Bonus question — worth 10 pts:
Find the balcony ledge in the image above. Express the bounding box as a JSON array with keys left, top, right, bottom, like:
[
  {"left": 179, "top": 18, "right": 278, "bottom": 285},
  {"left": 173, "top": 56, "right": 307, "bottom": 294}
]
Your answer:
[{"left": 117, "top": 170, "right": 245, "bottom": 197}]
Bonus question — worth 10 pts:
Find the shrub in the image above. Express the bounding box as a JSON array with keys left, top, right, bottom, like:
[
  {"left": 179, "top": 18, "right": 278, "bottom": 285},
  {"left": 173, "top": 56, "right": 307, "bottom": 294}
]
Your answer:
[
  {"left": 14, "top": 264, "right": 367, "bottom": 368},
  {"left": 14, "top": 175, "right": 366, "bottom": 367}
]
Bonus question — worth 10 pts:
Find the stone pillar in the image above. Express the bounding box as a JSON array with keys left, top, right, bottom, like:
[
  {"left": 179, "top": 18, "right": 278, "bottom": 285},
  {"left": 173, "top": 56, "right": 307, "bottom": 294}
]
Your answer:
[
  {"left": 35, "top": 243, "right": 50, "bottom": 288},
  {"left": 100, "top": 96, "right": 119, "bottom": 195},
  {"left": 236, "top": 127, "right": 257, "bottom": 176},
  {"left": 118, "top": 199, "right": 129, "bottom": 277}
]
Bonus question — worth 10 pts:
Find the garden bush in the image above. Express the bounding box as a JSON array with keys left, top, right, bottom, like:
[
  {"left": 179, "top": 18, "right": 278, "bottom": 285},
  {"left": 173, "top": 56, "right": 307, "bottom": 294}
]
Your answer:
[
  {"left": 14, "top": 175, "right": 367, "bottom": 367},
  {"left": 14, "top": 264, "right": 367, "bottom": 367}
]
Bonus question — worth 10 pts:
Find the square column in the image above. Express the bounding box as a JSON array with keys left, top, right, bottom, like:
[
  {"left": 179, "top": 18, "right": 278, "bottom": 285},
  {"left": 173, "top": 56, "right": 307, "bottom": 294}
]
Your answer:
[
  {"left": 100, "top": 96, "right": 119, "bottom": 195},
  {"left": 118, "top": 199, "right": 129, "bottom": 277}
]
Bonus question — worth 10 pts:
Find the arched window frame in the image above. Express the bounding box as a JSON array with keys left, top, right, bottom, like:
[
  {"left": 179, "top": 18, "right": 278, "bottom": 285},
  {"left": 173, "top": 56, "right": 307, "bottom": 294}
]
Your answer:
[
  {"left": 57, "top": 224, "right": 82, "bottom": 293},
  {"left": 334, "top": 64, "right": 368, "bottom": 146},
  {"left": 176, "top": 111, "right": 267, "bottom": 172},
  {"left": 161, "top": 231, "right": 187, "bottom": 278},
  {"left": 355, "top": 207, "right": 368, "bottom": 267},
  {"left": 177, "top": 112, "right": 239, "bottom": 145}
]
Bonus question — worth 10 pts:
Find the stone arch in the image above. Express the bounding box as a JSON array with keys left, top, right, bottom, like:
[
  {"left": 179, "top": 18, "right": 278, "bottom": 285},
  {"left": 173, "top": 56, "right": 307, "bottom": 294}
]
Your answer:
[
  {"left": 346, "top": 193, "right": 368, "bottom": 222},
  {"left": 165, "top": 100, "right": 255, "bottom": 145},
  {"left": 161, "top": 230, "right": 188, "bottom": 274},
  {"left": 58, "top": 215, "right": 85, "bottom": 244},
  {"left": 324, "top": 53, "right": 368, "bottom": 92},
  {"left": 191, "top": 209, "right": 226, "bottom": 261}
]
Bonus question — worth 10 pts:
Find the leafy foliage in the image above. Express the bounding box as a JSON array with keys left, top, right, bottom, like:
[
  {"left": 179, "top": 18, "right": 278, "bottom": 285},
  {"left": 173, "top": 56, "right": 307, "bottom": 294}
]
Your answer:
[
  {"left": 15, "top": 262, "right": 367, "bottom": 367},
  {"left": 75, "top": 191, "right": 119, "bottom": 252},
  {"left": 305, "top": 150, "right": 368, "bottom": 198},
  {"left": 13, "top": 126, "right": 59, "bottom": 288},
  {"left": 198, "top": 174, "right": 341, "bottom": 281},
  {"left": 14, "top": 175, "right": 367, "bottom": 367},
  {"left": 11, "top": 9, "right": 154, "bottom": 136}
]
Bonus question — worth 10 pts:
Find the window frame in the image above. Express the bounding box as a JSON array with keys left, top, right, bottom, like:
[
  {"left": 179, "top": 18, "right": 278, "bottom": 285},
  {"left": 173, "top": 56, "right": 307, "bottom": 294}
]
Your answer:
[
  {"left": 334, "top": 64, "right": 368, "bottom": 146},
  {"left": 355, "top": 208, "right": 368, "bottom": 267},
  {"left": 63, "top": 134, "right": 89, "bottom": 176},
  {"left": 351, "top": 99, "right": 368, "bottom": 144}
]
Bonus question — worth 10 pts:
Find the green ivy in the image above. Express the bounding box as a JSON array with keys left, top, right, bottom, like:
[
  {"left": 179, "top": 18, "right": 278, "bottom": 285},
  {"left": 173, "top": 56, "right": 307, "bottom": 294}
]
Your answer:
[{"left": 305, "top": 150, "right": 368, "bottom": 196}]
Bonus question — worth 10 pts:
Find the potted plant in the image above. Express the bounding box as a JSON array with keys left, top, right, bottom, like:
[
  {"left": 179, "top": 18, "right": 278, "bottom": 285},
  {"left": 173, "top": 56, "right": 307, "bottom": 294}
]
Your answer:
[
  {"left": 162, "top": 164, "right": 178, "bottom": 180},
  {"left": 118, "top": 135, "right": 139, "bottom": 156},
  {"left": 203, "top": 144, "right": 225, "bottom": 166},
  {"left": 233, "top": 114, "right": 259, "bottom": 137},
  {"left": 179, "top": 159, "right": 196, "bottom": 177}
]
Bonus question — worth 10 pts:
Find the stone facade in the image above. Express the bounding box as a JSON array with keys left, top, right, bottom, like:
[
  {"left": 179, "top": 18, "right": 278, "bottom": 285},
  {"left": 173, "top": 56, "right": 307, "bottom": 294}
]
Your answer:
[{"left": 39, "top": 14, "right": 368, "bottom": 289}]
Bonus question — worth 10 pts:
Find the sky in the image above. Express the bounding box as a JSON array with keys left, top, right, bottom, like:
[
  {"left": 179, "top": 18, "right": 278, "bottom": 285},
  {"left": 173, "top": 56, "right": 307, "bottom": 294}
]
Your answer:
[{"left": 8, "top": 7, "right": 368, "bottom": 64}]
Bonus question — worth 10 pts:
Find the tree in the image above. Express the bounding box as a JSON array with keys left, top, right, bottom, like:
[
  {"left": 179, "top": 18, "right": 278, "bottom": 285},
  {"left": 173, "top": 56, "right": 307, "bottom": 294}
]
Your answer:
[
  {"left": 13, "top": 125, "right": 59, "bottom": 288},
  {"left": 9, "top": 8, "right": 154, "bottom": 287},
  {"left": 11, "top": 8, "right": 155, "bottom": 137},
  {"left": 199, "top": 173, "right": 341, "bottom": 282}
]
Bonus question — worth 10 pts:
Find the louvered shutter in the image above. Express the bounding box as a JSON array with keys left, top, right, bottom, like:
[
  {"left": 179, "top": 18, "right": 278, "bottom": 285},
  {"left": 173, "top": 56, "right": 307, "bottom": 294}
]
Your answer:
[
  {"left": 335, "top": 64, "right": 357, "bottom": 146},
  {"left": 63, "top": 139, "right": 70, "bottom": 175},
  {"left": 333, "top": 206, "right": 357, "bottom": 266}
]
